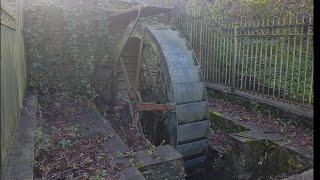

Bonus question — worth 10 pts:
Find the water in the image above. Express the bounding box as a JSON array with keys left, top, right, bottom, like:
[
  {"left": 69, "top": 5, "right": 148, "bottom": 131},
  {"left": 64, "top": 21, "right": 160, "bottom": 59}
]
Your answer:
[{"left": 186, "top": 164, "right": 235, "bottom": 180}]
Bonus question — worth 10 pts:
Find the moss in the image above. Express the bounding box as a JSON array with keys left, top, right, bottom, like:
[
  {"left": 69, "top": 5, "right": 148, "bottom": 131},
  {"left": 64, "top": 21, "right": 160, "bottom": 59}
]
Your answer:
[
  {"left": 209, "top": 111, "right": 248, "bottom": 133},
  {"left": 207, "top": 88, "right": 312, "bottom": 128},
  {"left": 259, "top": 141, "right": 307, "bottom": 178},
  {"left": 209, "top": 134, "right": 309, "bottom": 179},
  {"left": 213, "top": 138, "right": 266, "bottom": 177},
  {"left": 208, "top": 89, "right": 276, "bottom": 116},
  {"left": 210, "top": 110, "right": 223, "bottom": 117}
]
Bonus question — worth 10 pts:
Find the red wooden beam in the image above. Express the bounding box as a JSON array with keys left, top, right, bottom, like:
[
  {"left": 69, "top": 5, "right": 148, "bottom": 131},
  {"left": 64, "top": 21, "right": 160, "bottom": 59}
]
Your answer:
[{"left": 133, "top": 102, "right": 175, "bottom": 111}]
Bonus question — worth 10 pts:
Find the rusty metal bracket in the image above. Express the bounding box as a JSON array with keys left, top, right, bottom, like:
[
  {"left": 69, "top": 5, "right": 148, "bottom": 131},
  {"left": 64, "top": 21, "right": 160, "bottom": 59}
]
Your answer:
[{"left": 112, "top": 100, "right": 175, "bottom": 112}]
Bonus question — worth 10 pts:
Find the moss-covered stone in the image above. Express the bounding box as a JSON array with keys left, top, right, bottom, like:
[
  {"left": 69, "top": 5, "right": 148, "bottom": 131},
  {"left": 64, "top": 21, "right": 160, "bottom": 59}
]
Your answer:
[
  {"left": 259, "top": 141, "right": 310, "bottom": 178},
  {"left": 208, "top": 135, "right": 310, "bottom": 179},
  {"left": 207, "top": 88, "right": 312, "bottom": 129},
  {"left": 209, "top": 111, "right": 248, "bottom": 133}
]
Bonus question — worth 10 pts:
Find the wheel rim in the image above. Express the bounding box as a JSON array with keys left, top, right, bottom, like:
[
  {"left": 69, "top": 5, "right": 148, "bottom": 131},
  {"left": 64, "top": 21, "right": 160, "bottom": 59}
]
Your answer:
[{"left": 115, "top": 23, "right": 210, "bottom": 169}]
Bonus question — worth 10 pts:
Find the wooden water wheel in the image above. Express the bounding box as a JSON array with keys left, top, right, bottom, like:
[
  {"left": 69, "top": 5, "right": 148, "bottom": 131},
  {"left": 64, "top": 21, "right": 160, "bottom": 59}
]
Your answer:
[{"left": 107, "top": 6, "right": 209, "bottom": 171}]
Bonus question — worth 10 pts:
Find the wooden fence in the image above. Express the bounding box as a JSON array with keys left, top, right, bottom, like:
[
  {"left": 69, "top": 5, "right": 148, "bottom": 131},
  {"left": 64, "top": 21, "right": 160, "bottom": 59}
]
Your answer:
[
  {"left": 1, "top": 0, "right": 26, "bottom": 172},
  {"left": 169, "top": 0, "right": 313, "bottom": 117}
]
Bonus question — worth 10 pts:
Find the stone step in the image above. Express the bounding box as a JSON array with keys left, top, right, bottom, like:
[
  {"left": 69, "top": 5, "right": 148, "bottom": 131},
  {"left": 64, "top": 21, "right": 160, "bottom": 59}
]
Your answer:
[
  {"left": 282, "top": 169, "right": 313, "bottom": 180},
  {"left": 208, "top": 130, "right": 312, "bottom": 179},
  {"left": 119, "top": 167, "right": 145, "bottom": 180},
  {"left": 2, "top": 94, "right": 37, "bottom": 180},
  {"left": 88, "top": 104, "right": 186, "bottom": 179},
  {"left": 209, "top": 110, "right": 313, "bottom": 161}
]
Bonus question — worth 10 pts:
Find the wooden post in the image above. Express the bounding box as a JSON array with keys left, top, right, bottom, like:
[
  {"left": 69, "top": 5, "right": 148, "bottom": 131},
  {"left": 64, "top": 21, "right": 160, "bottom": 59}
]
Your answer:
[
  {"left": 231, "top": 22, "right": 239, "bottom": 91},
  {"left": 133, "top": 28, "right": 145, "bottom": 98}
]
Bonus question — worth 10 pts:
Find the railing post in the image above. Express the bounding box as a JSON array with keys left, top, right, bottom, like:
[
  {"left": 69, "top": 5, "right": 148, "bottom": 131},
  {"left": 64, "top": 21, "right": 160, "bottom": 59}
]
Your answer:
[{"left": 231, "top": 22, "right": 239, "bottom": 91}]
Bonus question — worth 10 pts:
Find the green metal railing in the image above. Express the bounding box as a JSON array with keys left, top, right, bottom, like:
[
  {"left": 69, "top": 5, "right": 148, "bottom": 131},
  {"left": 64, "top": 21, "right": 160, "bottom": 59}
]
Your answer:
[{"left": 170, "top": 0, "right": 313, "bottom": 113}]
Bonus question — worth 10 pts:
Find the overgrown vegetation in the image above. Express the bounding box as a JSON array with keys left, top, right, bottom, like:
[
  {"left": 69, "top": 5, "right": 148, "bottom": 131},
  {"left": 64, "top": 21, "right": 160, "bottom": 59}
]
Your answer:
[
  {"left": 208, "top": 0, "right": 313, "bottom": 19},
  {"left": 20, "top": 0, "right": 313, "bottom": 178},
  {"left": 180, "top": 0, "right": 314, "bottom": 105},
  {"left": 24, "top": 1, "right": 111, "bottom": 99}
]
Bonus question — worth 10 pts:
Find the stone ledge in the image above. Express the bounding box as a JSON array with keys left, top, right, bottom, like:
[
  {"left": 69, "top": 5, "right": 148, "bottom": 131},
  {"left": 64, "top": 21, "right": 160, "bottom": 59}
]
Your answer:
[
  {"left": 119, "top": 167, "right": 146, "bottom": 180},
  {"left": 1, "top": 94, "right": 37, "bottom": 180},
  {"left": 282, "top": 169, "right": 313, "bottom": 180},
  {"left": 209, "top": 131, "right": 311, "bottom": 179},
  {"left": 136, "top": 145, "right": 185, "bottom": 180},
  {"left": 135, "top": 145, "right": 183, "bottom": 167},
  {"left": 209, "top": 110, "right": 313, "bottom": 162},
  {"left": 91, "top": 105, "right": 185, "bottom": 179}
]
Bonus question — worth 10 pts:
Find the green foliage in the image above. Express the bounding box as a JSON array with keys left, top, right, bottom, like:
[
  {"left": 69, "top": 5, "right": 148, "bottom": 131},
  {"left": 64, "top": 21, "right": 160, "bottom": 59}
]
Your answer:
[
  {"left": 210, "top": 111, "right": 249, "bottom": 133},
  {"left": 59, "top": 139, "right": 72, "bottom": 149},
  {"left": 90, "top": 169, "right": 108, "bottom": 180},
  {"left": 237, "top": 36, "right": 313, "bottom": 104},
  {"left": 34, "top": 125, "right": 53, "bottom": 159},
  {"left": 179, "top": 1, "right": 314, "bottom": 105},
  {"left": 259, "top": 141, "right": 307, "bottom": 177},
  {"left": 207, "top": 0, "right": 313, "bottom": 19},
  {"left": 24, "top": 1, "right": 111, "bottom": 99}
]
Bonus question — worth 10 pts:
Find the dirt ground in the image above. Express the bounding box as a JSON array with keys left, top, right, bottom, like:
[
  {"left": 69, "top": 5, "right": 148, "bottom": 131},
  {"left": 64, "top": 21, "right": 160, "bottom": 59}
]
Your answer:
[
  {"left": 34, "top": 95, "right": 117, "bottom": 179},
  {"left": 33, "top": 91, "right": 313, "bottom": 179}
]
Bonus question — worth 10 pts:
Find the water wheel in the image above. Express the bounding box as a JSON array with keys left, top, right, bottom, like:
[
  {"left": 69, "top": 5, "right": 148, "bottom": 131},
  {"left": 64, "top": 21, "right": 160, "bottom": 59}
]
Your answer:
[{"left": 113, "top": 23, "right": 210, "bottom": 170}]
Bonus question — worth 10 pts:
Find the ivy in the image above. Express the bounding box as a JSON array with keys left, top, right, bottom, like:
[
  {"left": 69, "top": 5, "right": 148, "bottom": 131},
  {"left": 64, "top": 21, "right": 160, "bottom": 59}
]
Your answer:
[
  {"left": 24, "top": 0, "right": 113, "bottom": 99},
  {"left": 207, "top": 0, "right": 313, "bottom": 20}
]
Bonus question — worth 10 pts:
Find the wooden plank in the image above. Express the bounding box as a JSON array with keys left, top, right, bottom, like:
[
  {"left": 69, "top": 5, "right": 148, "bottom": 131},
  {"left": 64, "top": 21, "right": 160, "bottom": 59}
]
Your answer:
[
  {"left": 177, "top": 120, "right": 209, "bottom": 143},
  {"left": 132, "top": 30, "right": 144, "bottom": 97},
  {"left": 1, "top": 1, "right": 16, "bottom": 19},
  {"left": 1, "top": 2, "right": 17, "bottom": 30},
  {"left": 170, "top": 66, "right": 201, "bottom": 83},
  {"left": 106, "top": 7, "right": 141, "bottom": 85},
  {"left": 178, "top": 139, "right": 207, "bottom": 157},
  {"left": 177, "top": 101, "right": 207, "bottom": 124},
  {"left": 0, "top": 21, "right": 16, "bottom": 30},
  {"left": 110, "top": 5, "right": 174, "bottom": 20},
  {"left": 174, "top": 82, "right": 205, "bottom": 104}
]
